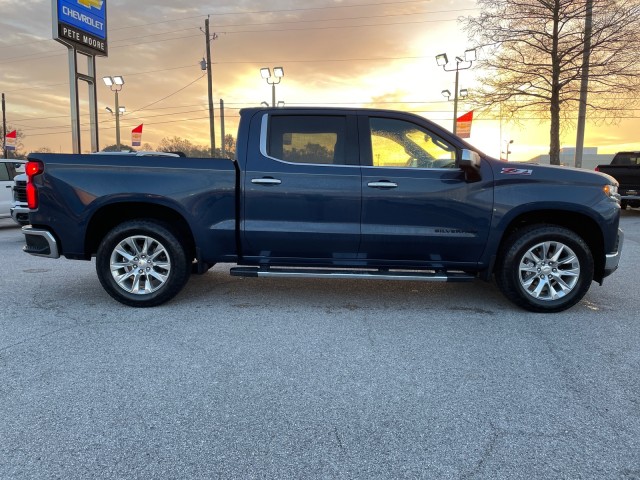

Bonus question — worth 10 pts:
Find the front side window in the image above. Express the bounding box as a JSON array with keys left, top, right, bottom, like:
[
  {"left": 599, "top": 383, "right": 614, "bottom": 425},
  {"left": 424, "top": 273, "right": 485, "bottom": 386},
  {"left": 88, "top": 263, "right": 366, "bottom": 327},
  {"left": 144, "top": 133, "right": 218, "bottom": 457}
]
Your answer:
[
  {"left": 369, "top": 117, "right": 457, "bottom": 169},
  {"left": 268, "top": 115, "right": 347, "bottom": 165},
  {"left": 0, "top": 163, "right": 10, "bottom": 181}
]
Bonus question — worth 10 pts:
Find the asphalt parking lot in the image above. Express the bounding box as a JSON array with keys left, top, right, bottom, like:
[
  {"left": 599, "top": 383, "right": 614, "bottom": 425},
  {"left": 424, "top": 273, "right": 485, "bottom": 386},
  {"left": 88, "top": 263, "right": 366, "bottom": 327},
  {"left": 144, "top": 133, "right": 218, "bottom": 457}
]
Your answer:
[{"left": 1, "top": 212, "right": 639, "bottom": 479}]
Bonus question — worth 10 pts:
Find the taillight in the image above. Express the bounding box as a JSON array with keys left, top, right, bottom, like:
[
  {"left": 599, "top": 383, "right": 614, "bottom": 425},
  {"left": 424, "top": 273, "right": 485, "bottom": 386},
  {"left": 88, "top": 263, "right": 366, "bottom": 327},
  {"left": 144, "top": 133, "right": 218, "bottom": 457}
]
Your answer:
[
  {"left": 26, "top": 160, "right": 43, "bottom": 209},
  {"left": 594, "top": 166, "right": 600, "bottom": 172}
]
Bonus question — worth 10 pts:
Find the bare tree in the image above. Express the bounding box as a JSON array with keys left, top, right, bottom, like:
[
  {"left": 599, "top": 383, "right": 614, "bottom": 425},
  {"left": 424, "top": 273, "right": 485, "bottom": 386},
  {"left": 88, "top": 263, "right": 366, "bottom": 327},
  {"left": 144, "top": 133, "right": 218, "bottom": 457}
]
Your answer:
[
  {"left": 464, "top": 0, "right": 640, "bottom": 164},
  {"left": 158, "top": 136, "right": 211, "bottom": 157}
]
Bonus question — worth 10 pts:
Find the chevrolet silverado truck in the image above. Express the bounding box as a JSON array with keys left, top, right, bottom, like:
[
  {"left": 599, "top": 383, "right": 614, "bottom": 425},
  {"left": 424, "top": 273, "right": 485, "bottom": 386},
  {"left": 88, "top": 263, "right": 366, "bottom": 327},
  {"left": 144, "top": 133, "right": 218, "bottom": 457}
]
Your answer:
[
  {"left": 596, "top": 151, "right": 640, "bottom": 209},
  {"left": 21, "top": 107, "right": 623, "bottom": 312}
]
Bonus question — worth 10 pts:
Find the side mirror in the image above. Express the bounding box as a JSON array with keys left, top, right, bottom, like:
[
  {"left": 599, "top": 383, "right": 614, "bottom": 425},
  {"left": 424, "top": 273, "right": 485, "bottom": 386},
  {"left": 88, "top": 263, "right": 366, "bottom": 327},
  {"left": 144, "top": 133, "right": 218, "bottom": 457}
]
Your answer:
[{"left": 459, "top": 149, "right": 481, "bottom": 182}]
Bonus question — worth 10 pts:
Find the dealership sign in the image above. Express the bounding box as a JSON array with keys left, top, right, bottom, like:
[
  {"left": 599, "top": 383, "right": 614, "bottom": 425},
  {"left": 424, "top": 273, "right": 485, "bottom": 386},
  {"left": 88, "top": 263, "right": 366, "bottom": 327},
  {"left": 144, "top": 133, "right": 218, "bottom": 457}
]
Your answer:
[{"left": 52, "top": 0, "right": 108, "bottom": 56}]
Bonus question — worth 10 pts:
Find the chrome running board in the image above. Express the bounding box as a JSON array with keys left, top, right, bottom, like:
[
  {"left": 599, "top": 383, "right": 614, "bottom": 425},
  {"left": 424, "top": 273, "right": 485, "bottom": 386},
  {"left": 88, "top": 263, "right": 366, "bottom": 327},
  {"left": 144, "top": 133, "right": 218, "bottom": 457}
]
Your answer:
[{"left": 230, "top": 267, "right": 475, "bottom": 282}]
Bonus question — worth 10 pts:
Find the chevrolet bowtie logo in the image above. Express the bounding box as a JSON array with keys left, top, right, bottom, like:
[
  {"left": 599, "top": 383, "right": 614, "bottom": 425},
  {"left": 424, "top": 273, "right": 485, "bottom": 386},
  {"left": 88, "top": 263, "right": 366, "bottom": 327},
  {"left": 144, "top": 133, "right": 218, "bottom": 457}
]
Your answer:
[{"left": 77, "top": 0, "right": 103, "bottom": 9}]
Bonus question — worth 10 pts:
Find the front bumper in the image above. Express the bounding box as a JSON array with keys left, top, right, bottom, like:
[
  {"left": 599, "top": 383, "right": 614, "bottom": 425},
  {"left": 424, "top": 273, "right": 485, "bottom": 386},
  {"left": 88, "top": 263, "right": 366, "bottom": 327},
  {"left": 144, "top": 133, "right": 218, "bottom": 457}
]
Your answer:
[
  {"left": 22, "top": 226, "right": 60, "bottom": 258},
  {"left": 603, "top": 228, "right": 624, "bottom": 277}
]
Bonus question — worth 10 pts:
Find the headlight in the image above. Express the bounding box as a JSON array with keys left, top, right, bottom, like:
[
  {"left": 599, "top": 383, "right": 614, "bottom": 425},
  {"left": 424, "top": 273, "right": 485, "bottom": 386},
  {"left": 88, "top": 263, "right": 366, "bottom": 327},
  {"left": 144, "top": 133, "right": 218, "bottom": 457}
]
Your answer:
[{"left": 603, "top": 184, "right": 620, "bottom": 203}]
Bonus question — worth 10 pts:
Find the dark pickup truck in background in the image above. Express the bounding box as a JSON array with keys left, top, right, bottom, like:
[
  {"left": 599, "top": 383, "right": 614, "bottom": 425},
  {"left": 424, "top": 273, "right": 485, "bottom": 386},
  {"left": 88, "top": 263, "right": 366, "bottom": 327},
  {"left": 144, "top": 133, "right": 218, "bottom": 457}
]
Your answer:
[
  {"left": 596, "top": 151, "right": 640, "bottom": 209},
  {"left": 21, "top": 107, "right": 623, "bottom": 312}
]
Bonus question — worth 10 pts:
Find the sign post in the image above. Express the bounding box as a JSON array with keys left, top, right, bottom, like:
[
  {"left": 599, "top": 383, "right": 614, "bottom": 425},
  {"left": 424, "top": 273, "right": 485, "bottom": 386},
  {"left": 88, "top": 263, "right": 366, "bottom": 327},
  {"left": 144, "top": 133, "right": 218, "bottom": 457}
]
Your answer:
[{"left": 52, "top": 0, "right": 108, "bottom": 153}]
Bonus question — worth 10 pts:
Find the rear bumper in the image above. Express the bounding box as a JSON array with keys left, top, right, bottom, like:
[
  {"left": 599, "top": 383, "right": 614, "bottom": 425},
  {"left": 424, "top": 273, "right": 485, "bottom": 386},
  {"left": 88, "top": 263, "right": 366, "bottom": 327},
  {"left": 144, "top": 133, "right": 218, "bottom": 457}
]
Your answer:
[
  {"left": 22, "top": 226, "right": 60, "bottom": 258},
  {"left": 603, "top": 228, "right": 624, "bottom": 277}
]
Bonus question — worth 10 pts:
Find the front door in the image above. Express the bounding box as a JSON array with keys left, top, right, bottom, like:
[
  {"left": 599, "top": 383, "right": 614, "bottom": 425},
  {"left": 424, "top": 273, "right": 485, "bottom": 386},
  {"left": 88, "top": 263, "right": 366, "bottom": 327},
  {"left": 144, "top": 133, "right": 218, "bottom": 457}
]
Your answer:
[{"left": 359, "top": 115, "right": 494, "bottom": 267}]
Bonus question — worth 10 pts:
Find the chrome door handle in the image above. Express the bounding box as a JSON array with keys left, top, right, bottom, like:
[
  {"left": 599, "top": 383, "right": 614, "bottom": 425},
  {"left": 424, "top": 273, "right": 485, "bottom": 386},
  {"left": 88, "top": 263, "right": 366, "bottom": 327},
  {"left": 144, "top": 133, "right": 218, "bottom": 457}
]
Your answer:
[
  {"left": 251, "top": 178, "right": 282, "bottom": 185},
  {"left": 367, "top": 181, "right": 398, "bottom": 189}
]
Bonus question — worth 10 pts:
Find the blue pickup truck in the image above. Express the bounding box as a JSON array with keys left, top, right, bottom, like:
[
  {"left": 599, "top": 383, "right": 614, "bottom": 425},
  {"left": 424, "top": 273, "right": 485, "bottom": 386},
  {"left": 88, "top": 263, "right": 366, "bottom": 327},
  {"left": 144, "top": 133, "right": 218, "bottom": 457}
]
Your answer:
[{"left": 21, "top": 107, "right": 623, "bottom": 312}]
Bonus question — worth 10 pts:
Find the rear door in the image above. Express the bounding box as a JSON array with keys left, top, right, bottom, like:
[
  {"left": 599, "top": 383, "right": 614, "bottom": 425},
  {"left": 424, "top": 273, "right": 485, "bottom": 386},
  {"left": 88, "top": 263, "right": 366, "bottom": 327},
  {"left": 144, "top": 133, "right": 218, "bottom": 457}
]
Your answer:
[
  {"left": 358, "top": 114, "right": 494, "bottom": 267},
  {"left": 242, "top": 112, "right": 361, "bottom": 262}
]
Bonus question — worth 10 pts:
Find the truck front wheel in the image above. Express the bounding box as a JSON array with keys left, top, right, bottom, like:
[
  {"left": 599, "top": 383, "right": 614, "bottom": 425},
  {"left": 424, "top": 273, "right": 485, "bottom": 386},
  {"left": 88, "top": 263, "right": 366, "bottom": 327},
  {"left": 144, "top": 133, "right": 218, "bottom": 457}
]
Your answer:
[
  {"left": 96, "top": 220, "right": 190, "bottom": 307},
  {"left": 495, "top": 225, "right": 594, "bottom": 312}
]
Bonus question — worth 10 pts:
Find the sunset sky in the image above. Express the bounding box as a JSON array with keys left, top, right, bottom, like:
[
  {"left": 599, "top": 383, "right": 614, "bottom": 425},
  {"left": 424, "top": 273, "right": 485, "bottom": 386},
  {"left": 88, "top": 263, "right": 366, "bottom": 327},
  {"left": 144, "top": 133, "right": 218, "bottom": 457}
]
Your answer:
[{"left": 1, "top": 0, "right": 639, "bottom": 162}]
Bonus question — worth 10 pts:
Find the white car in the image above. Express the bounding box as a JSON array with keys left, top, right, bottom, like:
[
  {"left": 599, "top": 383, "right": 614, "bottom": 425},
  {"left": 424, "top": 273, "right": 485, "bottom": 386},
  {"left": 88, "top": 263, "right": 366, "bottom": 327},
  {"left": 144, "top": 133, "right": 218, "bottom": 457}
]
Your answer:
[{"left": 0, "top": 160, "right": 21, "bottom": 221}]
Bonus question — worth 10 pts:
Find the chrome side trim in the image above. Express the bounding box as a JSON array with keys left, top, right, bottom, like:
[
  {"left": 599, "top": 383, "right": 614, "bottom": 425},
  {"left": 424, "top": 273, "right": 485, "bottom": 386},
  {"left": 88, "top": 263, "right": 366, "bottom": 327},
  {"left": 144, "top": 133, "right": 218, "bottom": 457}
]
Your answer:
[{"left": 259, "top": 113, "right": 270, "bottom": 158}]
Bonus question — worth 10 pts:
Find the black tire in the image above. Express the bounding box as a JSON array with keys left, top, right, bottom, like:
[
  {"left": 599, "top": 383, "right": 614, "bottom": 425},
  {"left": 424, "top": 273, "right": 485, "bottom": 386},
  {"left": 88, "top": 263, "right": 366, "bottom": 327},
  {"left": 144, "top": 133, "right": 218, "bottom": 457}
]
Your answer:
[
  {"left": 495, "top": 225, "right": 594, "bottom": 313},
  {"left": 621, "top": 200, "right": 628, "bottom": 210},
  {"left": 96, "top": 220, "right": 190, "bottom": 307}
]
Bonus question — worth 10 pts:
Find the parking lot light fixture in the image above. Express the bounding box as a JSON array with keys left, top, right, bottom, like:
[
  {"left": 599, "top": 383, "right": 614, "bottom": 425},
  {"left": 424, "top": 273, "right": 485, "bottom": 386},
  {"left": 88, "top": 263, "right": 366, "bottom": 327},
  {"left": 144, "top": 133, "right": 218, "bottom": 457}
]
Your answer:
[
  {"left": 436, "top": 53, "right": 448, "bottom": 66},
  {"left": 465, "top": 49, "right": 477, "bottom": 62},
  {"left": 435, "top": 49, "right": 476, "bottom": 135},
  {"left": 103, "top": 75, "right": 125, "bottom": 150},
  {"left": 261, "top": 66, "right": 285, "bottom": 107}
]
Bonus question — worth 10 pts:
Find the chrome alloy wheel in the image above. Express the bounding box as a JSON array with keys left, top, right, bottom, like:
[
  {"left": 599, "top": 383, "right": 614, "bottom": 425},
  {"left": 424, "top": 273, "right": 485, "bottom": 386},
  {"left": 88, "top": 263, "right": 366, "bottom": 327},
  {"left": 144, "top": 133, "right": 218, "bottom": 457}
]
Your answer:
[
  {"left": 518, "top": 241, "right": 580, "bottom": 301},
  {"left": 109, "top": 235, "right": 171, "bottom": 294}
]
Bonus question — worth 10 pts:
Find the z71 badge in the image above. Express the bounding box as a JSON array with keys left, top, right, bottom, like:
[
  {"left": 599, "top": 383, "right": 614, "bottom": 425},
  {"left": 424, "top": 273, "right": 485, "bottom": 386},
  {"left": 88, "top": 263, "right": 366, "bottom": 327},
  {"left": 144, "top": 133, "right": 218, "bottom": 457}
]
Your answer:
[{"left": 500, "top": 167, "right": 533, "bottom": 175}]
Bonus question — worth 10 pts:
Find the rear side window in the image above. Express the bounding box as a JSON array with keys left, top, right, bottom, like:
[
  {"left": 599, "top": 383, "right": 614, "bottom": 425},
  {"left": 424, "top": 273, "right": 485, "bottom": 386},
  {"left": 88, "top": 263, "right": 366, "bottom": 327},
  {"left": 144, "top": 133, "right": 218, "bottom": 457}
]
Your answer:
[
  {"left": 268, "top": 116, "right": 347, "bottom": 165},
  {"left": 612, "top": 153, "right": 640, "bottom": 165}
]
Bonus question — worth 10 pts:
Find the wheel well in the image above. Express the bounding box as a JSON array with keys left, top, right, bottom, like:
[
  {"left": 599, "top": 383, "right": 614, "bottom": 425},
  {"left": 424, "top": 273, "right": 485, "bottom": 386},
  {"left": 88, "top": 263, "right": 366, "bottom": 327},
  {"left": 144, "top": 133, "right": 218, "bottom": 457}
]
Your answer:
[
  {"left": 498, "top": 210, "right": 605, "bottom": 282},
  {"left": 85, "top": 202, "right": 196, "bottom": 260}
]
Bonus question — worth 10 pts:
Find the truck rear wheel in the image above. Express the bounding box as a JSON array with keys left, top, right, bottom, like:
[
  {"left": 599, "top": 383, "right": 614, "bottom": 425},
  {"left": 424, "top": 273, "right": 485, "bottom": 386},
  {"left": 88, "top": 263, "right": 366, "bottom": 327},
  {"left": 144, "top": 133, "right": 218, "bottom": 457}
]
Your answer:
[
  {"left": 495, "top": 225, "right": 594, "bottom": 312},
  {"left": 96, "top": 220, "right": 190, "bottom": 307}
]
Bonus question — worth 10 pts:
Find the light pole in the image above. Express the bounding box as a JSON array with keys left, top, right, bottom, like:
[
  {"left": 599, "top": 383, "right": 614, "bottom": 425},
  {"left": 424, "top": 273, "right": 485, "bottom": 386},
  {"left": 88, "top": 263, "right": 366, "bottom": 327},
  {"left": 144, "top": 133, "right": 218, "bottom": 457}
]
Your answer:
[
  {"left": 502, "top": 139, "right": 514, "bottom": 161},
  {"left": 103, "top": 76, "right": 125, "bottom": 150},
  {"left": 260, "top": 67, "right": 284, "bottom": 107},
  {"left": 436, "top": 49, "right": 476, "bottom": 135}
]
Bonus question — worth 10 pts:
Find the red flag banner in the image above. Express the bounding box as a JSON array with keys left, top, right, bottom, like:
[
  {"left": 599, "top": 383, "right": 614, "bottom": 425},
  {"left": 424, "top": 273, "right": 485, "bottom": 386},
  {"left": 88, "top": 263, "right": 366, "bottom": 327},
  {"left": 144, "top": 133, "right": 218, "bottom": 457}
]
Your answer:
[
  {"left": 456, "top": 111, "right": 473, "bottom": 138},
  {"left": 131, "top": 124, "right": 143, "bottom": 147},
  {"left": 5, "top": 130, "right": 16, "bottom": 150}
]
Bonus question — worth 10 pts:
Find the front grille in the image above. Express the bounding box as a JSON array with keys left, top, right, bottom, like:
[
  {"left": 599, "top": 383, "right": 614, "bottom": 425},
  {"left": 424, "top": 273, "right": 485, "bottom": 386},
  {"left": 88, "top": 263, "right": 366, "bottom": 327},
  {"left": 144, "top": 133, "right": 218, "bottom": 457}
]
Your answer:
[{"left": 13, "top": 180, "right": 27, "bottom": 203}]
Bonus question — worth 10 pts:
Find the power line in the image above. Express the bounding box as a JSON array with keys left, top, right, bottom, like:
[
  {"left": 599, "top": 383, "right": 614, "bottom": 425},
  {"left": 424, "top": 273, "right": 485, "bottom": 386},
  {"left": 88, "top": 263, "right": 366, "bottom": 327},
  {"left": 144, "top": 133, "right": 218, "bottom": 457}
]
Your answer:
[
  {"left": 0, "top": 14, "right": 462, "bottom": 65},
  {"left": 108, "top": 0, "right": 467, "bottom": 31},
  {"left": 0, "top": 2, "right": 474, "bottom": 53},
  {"left": 108, "top": 7, "right": 474, "bottom": 44},
  {"left": 127, "top": 74, "right": 206, "bottom": 115}
]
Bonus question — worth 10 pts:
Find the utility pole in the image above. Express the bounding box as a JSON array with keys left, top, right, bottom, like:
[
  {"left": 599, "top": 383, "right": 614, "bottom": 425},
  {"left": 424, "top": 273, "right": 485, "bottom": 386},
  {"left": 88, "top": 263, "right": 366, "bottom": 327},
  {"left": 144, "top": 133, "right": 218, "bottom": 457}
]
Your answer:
[
  {"left": 220, "top": 99, "right": 226, "bottom": 158},
  {"left": 203, "top": 17, "right": 217, "bottom": 157},
  {"left": 1, "top": 93, "right": 6, "bottom": 159},
  {"left": 574, "top": 0, "right": 593, "bottom": 169}
]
